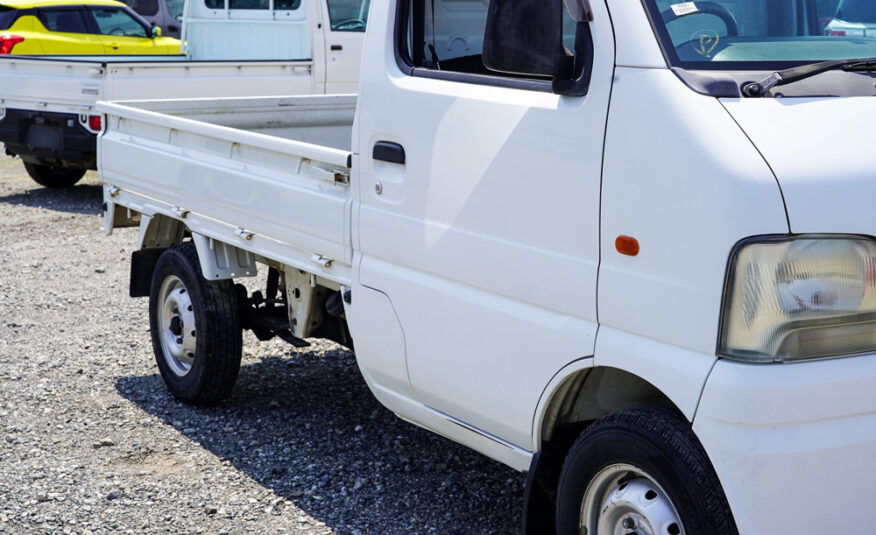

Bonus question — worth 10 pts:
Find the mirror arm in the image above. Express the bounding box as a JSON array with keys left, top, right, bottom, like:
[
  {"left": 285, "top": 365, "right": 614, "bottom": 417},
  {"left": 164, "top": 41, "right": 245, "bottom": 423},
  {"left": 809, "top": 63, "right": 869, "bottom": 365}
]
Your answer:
[{"left": 553, "top": 21, "right": 593, "bottom": 96}]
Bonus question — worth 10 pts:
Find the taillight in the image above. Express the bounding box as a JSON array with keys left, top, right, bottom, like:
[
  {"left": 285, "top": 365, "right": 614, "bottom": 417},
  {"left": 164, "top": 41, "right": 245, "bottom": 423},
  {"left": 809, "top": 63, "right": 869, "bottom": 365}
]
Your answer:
[
  {"left": 825, "top": 29, "right": 847, "bottom": 36},
  {"left": 88, "top": 115, "right": 101, "bottom": 131},
  {"left": 0, "top": 34, "right": 23, "bottom": 54}
]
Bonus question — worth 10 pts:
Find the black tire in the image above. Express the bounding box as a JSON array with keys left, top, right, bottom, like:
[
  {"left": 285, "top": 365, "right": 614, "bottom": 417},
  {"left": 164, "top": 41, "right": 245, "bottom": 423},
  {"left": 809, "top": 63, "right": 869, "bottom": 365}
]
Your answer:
[
  {"left": 148, "top": 242, "right": 242, "bottom": 404},
  {"left": 23, "top": 162, "right": 86, "bottom": 188},
  {"left": 556, "top": 407, "right": 737, "bottom": 535}
]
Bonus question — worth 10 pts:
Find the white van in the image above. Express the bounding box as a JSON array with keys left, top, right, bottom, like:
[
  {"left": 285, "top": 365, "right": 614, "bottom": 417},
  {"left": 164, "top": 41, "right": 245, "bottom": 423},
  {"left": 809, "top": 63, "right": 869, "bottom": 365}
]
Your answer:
[{"left": 98, "top": 0, "right": 876, "bottom": 533}]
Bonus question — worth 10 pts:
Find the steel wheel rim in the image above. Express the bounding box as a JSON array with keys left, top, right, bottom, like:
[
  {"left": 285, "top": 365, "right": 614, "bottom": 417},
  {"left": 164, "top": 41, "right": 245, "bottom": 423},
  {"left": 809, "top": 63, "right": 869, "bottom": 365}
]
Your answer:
[
  {"left": 157, "top": 275, "right": 197, "bottom": 377},
  {"left": 579, "top": 463, "right": 684, "bottom": 535}
]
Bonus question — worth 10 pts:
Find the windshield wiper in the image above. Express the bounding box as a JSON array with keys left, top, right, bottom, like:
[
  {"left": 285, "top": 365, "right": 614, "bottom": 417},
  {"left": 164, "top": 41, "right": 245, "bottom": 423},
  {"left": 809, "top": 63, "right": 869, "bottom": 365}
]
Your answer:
[{"left": 742, "top": 56, "right": 876, "bottom": 97}]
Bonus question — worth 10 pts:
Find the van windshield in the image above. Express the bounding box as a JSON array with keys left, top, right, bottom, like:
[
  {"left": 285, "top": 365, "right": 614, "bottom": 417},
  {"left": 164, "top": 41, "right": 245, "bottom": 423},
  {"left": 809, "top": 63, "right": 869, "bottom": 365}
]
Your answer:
[{"left": 643, "top": 0, "right": 876, "bottom": 69}]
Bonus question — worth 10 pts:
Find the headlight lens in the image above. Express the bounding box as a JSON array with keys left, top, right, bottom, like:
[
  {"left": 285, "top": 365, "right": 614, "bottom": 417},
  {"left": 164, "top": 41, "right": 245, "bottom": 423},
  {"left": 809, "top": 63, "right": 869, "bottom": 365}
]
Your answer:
[{"left": 719, "top": 235, "right": 876, "bottom": 362}]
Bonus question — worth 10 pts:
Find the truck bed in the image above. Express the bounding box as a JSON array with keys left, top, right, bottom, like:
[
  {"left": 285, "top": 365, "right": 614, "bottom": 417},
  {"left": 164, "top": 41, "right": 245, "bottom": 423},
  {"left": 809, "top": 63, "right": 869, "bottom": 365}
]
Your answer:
[
  {"left": 98, "top": 95, "right": 355, "bottom": 285},
  {"left": 0, "top": 56, "right": 316, "bottom": 116}
]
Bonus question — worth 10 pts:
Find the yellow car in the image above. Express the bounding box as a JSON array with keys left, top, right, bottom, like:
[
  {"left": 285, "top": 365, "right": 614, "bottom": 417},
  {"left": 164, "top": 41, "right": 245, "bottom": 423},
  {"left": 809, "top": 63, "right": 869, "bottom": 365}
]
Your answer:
[{"left": 0, "top": 0, "right": 180, "bottom": 54}]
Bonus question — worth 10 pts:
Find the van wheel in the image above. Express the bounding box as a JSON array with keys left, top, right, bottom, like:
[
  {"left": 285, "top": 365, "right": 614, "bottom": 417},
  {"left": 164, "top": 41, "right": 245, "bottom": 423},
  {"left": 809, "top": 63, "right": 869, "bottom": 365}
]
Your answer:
[
  {"left": 149, "top": 242, "right": 242, "bottom": 404},
  {"left": 23, "top": 163, "right": 86, "bottom": 188},
  {"left": 555, "top": 407, "right": 737, "bottom": 535}
]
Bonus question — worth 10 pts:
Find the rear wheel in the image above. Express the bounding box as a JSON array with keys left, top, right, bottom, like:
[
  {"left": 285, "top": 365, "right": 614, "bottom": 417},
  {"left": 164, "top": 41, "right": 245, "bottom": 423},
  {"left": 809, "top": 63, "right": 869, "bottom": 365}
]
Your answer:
[
  {"left": 149, "top": 242, "right": 242, "bottom": 404},
  {"left": 556, "top": 407, "right": 737, "bottom": 535},
  {"left": 23, "top": 162, "right": 86, "bottom": 188}
]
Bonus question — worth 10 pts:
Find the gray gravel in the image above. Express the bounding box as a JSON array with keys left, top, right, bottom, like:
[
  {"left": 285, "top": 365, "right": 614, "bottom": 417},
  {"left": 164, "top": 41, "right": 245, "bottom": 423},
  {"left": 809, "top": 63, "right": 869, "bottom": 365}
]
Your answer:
[{"left": 0, "top": 154, "right": 525, "bottom": 535}]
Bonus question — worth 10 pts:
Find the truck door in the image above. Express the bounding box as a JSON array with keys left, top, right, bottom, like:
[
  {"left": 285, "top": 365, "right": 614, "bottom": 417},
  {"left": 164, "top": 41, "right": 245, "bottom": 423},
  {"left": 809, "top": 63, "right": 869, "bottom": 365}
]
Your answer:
[
  {"left": 319, "top": 0, "right": 368, "bottom": 93},
  {"left": 355, "top": 0, "right": 615, "bottom": 449}
]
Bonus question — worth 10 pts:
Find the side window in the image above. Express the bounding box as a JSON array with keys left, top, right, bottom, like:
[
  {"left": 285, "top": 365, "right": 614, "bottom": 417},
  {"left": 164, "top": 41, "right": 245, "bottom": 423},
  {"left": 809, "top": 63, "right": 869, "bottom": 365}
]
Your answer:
[
  {"left": 166, "top": 0, "right": 185, "bottom": 20},
  {"left": 276, "top": 0, "right": 302, "bottom": 9},
  {"left": 402, "top": 0, "right": 576, "bottom": 79},
  {"left": 326, "top": 0, "right": 369, "bottom": 31},
  {"left": 90, "top": 8, "right": 149, "bottom": 37},
  {"left": 121, "top": 0, "right": 159, "bottom": 17},
  {"left": 407, "top": 0, "right": 490, "bottom": 72},
  {"left": 40, "top": 9, "right": 90, "bottom": 33},
  {"left": 0, "top": 7, "right": 20, "bottom": 30},
  {"left": 228, "top": 0, "right": 268, "bottom": 10},
  {"left": 203, "top": 0, "right": 300, "bottom": 11}
]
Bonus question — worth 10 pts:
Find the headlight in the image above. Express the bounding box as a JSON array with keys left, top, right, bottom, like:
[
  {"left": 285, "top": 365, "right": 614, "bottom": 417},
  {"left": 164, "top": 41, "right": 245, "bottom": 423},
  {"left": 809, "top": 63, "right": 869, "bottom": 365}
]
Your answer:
[{"left": 719, "top": 235, "right": 876, "bottom": 362}]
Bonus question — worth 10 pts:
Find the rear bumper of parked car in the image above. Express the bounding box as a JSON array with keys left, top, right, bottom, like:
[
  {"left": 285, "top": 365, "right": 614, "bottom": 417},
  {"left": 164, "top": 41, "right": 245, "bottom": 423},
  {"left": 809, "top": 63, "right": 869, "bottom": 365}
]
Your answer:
[
  {"left": 694, "top": 354, "right": 876, "bottom": 534},
  {"left": 0, "top": 108, "right": 96, "bottom": 169}
]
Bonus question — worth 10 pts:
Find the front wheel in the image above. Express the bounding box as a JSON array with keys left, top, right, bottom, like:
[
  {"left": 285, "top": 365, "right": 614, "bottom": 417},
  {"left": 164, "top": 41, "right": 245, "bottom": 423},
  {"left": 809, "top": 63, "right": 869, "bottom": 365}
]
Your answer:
[
  {"left": 556, "top": 407, "right": 737, "bottom": 535},
  {"left": 23, "top": 162, "right": 86, "bottom": 188},
  {"left": 149, "top": 243, "right": 242, "bottom": 404}
]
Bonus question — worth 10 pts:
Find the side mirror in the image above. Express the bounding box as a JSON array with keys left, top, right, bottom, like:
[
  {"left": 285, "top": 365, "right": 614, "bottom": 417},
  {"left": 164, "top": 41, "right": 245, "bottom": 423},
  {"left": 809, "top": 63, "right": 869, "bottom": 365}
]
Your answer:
[
  {"left": 482, "top": 0, "right": 567, "bottom": 77},
  {"left": 151, "top": 24, "right": 162, "bottom": 37},
  {"left": 482, "top": 0, "right": 594, "bottom": 97}
]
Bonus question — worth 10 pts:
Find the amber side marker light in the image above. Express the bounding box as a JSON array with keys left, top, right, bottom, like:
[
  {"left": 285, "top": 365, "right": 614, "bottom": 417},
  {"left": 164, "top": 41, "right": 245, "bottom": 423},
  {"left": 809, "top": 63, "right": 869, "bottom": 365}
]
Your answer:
[{"left": 616, "top": 235, "right": 639, "bottom": 256}]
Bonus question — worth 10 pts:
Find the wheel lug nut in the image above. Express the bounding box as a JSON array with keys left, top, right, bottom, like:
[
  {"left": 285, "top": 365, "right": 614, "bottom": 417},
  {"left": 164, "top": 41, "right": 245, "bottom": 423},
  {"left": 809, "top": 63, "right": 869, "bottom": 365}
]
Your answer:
[{"left": 622, "top": 517, "right": 636, "bottom": 529}]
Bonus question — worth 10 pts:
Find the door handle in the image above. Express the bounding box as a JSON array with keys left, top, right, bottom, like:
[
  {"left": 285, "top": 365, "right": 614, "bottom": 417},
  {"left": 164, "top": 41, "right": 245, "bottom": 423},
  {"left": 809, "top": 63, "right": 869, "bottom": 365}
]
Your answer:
[
  {"left": 372, "top": 141, "right": 405, "bottom": 164},
  {"left": 330, "top": 44, "right": 343, "bottom": 51}
]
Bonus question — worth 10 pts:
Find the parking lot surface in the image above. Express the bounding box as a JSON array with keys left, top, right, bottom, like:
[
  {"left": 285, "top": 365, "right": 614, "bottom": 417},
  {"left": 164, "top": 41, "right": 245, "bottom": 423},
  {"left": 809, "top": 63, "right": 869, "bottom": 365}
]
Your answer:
[{"left": 0, "top": 155, "right": 524, "bottom": 535}]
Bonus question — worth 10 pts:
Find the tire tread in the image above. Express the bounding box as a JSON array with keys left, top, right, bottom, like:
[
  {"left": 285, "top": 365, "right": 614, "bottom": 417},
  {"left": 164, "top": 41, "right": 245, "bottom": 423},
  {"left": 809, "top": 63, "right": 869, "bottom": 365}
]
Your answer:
[
  {"left": 150, "top": 242, "right": 242, "bottom": 404},
  {"left": 23, "top": 163, "right": 86, "bottom": 189}
]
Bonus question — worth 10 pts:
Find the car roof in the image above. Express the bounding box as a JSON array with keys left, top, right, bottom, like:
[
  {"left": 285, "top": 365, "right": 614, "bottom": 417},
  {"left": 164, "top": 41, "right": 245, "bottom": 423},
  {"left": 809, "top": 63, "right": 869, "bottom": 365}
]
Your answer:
[{"left": 0, "top": 0, "right": 126, "bottom": 8}]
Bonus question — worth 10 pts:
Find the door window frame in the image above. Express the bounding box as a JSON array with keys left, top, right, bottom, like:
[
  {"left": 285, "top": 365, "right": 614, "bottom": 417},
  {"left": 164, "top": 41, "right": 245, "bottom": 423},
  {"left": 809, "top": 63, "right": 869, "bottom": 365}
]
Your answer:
[
  {"left": 36, "top": 6, "right": 94, "bottom": 34},
  {"left": 86, "top": 5, "right": 152, "bottom": 38},
  {"left": 393, "top": 0, "right": 569, "bottom": 92}
]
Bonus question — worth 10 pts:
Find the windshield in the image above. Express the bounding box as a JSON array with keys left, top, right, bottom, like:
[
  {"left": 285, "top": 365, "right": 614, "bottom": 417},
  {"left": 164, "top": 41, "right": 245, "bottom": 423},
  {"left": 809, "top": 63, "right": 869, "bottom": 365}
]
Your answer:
[{"left": 644, "top": 0, "right": 876, "bottom": 69}]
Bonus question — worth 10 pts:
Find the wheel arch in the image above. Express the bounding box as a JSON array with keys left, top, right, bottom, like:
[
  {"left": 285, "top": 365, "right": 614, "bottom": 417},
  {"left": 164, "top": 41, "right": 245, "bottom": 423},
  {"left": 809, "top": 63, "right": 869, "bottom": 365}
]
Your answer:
[
  {"left": 523, "top": 364, "right": 682, "bottom": 535},
  {"left": 534, "top": 364, "right": 679, "bottom": 451}
]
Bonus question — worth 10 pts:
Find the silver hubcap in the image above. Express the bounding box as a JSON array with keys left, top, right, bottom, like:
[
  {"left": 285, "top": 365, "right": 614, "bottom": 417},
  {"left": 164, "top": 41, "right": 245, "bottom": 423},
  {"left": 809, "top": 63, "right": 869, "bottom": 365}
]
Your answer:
[
  {"left": 579, "top": 464, "right": 684, "bottom": 535},
  {"left": 157, "top": 275, "right": 197, "bottom": 377}
]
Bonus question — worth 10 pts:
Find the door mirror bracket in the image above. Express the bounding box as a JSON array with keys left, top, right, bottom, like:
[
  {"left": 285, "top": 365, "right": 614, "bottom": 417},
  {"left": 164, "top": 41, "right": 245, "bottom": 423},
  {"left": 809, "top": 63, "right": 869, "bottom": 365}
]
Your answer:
[{"left": 552, "top": 19, "right": 593, "bottom": 97}]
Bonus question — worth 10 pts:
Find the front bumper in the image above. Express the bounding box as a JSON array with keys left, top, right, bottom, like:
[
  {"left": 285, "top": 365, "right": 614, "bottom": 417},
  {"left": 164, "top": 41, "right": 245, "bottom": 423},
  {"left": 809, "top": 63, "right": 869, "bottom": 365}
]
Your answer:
[
  {"left": 694, "top": 354, "right": 876, "bottom": 534},
  {"left": 0, "top": 108, "right": 96, "bottom": 169}
]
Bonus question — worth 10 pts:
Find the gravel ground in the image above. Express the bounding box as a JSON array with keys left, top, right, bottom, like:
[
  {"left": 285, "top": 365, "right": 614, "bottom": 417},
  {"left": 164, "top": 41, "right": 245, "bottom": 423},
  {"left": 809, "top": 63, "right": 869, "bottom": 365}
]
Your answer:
[{"left": 0, "top": 154, "right": 525, "bottom": 535}]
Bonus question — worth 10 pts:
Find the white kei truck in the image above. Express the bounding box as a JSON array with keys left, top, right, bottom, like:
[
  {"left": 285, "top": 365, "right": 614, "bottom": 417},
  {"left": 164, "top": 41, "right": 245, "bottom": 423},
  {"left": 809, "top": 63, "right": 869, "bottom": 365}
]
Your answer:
[
  {"left": 0, "top": 0, "right": 367, "bottom": 188},
  {"left": 97, "top": 0, "right": 876, "bottom": 533}
]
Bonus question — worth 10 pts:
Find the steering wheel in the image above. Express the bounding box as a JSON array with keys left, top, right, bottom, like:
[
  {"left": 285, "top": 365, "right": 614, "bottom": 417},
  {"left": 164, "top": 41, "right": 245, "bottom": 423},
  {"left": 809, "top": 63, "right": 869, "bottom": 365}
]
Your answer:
[
  {"left": 108, "top": 27, "right": 125, "bottom": 36},
  {"left": 333, "top": 18, "right": 365, "bottom": 30},
  {"left": 660, "top": 1, "right": 739, "bottom": 37}
]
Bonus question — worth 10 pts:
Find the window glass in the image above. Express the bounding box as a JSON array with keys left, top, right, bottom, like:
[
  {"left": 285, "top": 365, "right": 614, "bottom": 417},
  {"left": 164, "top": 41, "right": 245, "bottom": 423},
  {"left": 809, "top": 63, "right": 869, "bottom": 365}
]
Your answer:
[
  {"left": 402, "top": 0, "right": 572, "bottom": 77},
  {"left": 0, "top": 7, "right": 19, "bottom": 30},
  {"left": 228, "top": 0, "right": 268, "bottom": 9},
  {"left": 120, "top": 0, "right": 159, "bottom": 17},
  {"left": 835, "top": 0, "right": 876, "bottom": 22},
  {"left": 275, "top": 0, "right": 301, "bottom": 9},
  {"left": 326, "top": 0, "right": 369, "bottom": 30},
  {"left": 203, "top": 0, "right": 300, "bottom": 10},
  {"left": 166, "top": 0, "right": 185, "bottom": 19},
  {"left": 41, "top": 9, "right": 89, "bottom": 33},
  {"left": 644, "top": 0, "right": 876, "bottom": 67},
  {"left": 90, "top": 8, "right": 149, "bottom": 37}
]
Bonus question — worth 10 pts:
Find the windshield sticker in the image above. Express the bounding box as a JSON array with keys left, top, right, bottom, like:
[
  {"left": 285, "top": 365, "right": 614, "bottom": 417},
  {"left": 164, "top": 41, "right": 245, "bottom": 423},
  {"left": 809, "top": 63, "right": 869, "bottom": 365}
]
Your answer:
[
  {"left": 691, "top": 29, "right": 719, "bottom": 58},
  {"left": 671, "top": 2, "right": 699, "bottom": 17}
]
